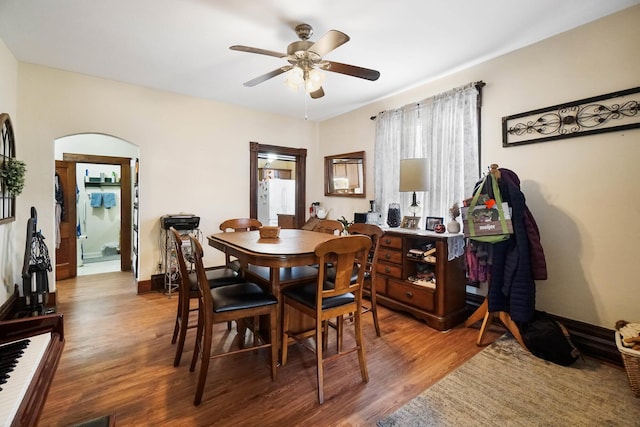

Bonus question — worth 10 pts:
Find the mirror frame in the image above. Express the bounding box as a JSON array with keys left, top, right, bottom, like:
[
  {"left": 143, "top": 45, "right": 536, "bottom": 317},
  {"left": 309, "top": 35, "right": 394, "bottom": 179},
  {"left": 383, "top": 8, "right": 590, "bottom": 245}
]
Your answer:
[{"left": 324, "top": 151, "right": 366, "bottom": 198}]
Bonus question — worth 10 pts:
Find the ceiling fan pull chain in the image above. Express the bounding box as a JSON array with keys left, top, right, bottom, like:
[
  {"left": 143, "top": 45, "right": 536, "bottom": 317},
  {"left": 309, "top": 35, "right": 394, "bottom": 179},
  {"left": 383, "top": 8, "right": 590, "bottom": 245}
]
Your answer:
[{"left": 304, "top": 92, "right": 309, "bottom": 120}]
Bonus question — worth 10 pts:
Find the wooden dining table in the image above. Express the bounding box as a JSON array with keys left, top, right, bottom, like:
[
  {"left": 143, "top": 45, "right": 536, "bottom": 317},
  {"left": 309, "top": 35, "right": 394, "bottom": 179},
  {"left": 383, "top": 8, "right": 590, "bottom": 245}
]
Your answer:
[{"left": 207, "top": 228, "right": 339, "bottom": 346}]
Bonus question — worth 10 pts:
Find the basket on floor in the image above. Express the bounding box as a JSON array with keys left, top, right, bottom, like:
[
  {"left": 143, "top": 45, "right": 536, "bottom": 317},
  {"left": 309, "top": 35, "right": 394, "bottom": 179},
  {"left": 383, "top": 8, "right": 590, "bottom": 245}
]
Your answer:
[{"left": 615, "top": 332, "right": 640, "bottom": 398}]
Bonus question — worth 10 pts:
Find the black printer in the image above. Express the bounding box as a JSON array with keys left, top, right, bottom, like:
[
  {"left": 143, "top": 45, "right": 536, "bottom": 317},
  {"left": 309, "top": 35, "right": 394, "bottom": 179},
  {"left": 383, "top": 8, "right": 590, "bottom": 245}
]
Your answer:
[{"left": 161, "top": 214, "right": 200, "bottom": 230}]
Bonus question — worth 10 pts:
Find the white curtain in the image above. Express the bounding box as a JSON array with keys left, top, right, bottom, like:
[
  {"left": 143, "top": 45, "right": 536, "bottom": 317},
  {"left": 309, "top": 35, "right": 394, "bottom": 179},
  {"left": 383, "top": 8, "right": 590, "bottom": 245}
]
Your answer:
[{"left": 374, "top": 83, "right": 480, "bottom": 225}]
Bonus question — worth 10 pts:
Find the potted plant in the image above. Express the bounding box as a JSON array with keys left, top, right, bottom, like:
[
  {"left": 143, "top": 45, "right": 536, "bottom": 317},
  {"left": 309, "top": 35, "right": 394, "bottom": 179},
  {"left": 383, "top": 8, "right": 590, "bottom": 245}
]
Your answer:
[
  {"left": 1, "top": 158, "right": 27, "bottom": 196},
  {"left": 337, "top": 216, "right": 353, "bottom": 234},
  {"left": 447, "top": 202, "right": 461, "bottom": 233}
]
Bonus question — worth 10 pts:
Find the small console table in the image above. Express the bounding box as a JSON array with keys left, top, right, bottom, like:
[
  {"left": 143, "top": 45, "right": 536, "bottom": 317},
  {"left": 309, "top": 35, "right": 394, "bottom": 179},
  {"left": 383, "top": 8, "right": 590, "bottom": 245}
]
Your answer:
[{"left": 373, "top": 228, "right": 468, "bottom": 331}]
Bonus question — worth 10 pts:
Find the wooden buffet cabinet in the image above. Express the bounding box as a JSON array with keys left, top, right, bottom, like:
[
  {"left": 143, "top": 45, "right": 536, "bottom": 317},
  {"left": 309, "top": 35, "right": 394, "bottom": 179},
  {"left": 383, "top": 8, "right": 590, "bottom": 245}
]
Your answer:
[{"left": 374, "top": 228, "right": 468, "bottom": 331}]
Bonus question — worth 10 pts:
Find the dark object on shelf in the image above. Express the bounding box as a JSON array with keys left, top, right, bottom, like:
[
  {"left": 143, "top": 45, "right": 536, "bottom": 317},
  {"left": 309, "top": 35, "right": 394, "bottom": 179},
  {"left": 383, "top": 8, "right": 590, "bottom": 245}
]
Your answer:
[
  {"left": 387, "top": 203, "right": 401, "bottom": 227},
  {"left": 353, "top": 212, "right": 368, "bottom": 223}
]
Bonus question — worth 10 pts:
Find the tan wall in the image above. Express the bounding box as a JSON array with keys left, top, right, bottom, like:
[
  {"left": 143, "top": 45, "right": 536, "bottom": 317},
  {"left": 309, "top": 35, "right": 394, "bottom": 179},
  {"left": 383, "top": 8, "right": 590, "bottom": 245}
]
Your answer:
[
  {"left": 0, "top": 39, "right": 19, "bottom": 302},
  {"left": 13, "top": 65, "right": 320, "bottom": 288},
  {"left": 1, "top": 6, "right": 638, "bottom": 329},
  {"left": 319, "top": 6, "right": 640, "bottom": 328}
]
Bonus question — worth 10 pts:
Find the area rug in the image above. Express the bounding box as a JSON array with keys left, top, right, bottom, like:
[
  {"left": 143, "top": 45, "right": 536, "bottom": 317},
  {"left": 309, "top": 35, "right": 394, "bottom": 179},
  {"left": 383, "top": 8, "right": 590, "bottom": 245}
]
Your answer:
[{"left": 377, "top": 335, "right": 640, "bottom": 427}]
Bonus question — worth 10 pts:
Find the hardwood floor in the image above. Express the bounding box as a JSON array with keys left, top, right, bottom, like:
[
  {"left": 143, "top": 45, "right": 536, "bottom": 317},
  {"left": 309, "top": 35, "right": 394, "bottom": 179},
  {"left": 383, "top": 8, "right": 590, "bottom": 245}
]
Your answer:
[{"left": 41, "top": 272, "right": 503, "bottom": 426}]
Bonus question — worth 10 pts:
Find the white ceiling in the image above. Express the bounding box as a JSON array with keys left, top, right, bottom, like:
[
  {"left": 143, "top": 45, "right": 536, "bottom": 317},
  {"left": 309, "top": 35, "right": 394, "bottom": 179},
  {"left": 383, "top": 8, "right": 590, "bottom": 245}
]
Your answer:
[{"left": 0, "top": 0, "right": 638, "bottom": 121}]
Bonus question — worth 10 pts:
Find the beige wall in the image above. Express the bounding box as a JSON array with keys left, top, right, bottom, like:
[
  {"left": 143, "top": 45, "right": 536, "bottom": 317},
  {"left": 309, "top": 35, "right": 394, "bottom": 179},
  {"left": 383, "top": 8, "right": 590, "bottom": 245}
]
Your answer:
[
  {"left": 0, "top": 39, "right": 19, "bottom": 303},
  {"left": 319, "top": 6, "right": 640, "bottom": 328},
  {"left": 1, "top": 6, "right": 638, "bottom": 329},
  {"left": 11, "top": 65, "right": 320, "bottom": 290}
]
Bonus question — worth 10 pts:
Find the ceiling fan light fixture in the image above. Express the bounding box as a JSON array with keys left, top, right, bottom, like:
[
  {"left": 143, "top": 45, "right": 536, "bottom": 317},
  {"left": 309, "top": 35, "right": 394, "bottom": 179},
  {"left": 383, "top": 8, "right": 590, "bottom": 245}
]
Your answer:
[
  {"left": 235, "top": 23, "right": 377, "bottom": 100},
  {"left": 285, "top": 65, "right": 325, "bottom": 93},
  {"left": 305, "top": 68, "right": 325, "bottom": 92},
  {"left": 285, "top": 66, "right": 304, "bottom": 91}
]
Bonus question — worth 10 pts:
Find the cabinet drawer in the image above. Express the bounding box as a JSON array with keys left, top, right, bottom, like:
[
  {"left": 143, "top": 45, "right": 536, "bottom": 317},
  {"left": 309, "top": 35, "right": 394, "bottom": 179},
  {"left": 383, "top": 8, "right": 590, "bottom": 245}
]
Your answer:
[
  {"left": 376, "top": 261, "right": 403, "bottom": 279},
  {"left": 378, "top": 247, "right": 403, "bottom": 264},
  {"left": 380, "top": 235, "right": 402, "bottom": 250},
  {"left": 387, "top": 279, "right": 435, "bottom": 311}
]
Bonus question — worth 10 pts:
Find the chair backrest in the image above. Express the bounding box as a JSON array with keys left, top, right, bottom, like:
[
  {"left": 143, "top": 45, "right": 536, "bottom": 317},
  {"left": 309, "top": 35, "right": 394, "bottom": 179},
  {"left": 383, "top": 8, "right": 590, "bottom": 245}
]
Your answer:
[
  {"left": 347, "top": 223, "right": 384, "bottom": 273},
  {"left": 315, "top": 235, "right": 371, "bottom": 302},
  {"left": 170, "top": 227, "right": 195, "bottom": 299},
  {"left": 189, "top": 235, "right": 213, "bottom": 317},
  {"left": 313, "top": 219, "right": 344, "bottom": 235},
  {"left": 219, "top": 218, "right": 262, "bottom": 232},
  {"left": 219, "top": 218, "right": 262, "bottom": 268}
]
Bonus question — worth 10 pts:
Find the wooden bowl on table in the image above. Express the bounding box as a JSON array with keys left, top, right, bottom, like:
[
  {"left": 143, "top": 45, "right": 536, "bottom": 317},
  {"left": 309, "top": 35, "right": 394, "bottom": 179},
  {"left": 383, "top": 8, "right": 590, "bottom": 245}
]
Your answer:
[{"left": 259, "top": 226, "right": 281, "bottom": 239}]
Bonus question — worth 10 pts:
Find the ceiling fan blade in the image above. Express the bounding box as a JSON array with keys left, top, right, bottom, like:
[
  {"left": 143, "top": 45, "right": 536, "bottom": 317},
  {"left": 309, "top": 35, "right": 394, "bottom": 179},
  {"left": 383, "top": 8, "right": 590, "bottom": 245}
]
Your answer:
[
  {"left": 310, "top": 87, "right": 325, "bottom": 99},
  {"left": 230, "top": 45, "right": 287, "bottom": 59},
  {"left": 243, "top": 66, "right": 292, "bottom": 87},
  {"left": 323, "top": 61, "right": 380, "bottom": 81},
  {"left": 308, "top": 30, "right": 350, "bottom": 57}
]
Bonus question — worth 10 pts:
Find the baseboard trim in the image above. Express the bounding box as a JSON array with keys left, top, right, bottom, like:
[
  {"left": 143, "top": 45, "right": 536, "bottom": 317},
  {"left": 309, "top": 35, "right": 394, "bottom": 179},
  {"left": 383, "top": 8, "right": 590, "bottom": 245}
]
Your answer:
[
  {"left": 137, "top": 274, "right": 164, "bottom": 294},
  {"left": 465, "top": 293, "right": 622, "bottom": 367},
  {"left": 548, "top": 314, "right": 621, "bottom": 366}
]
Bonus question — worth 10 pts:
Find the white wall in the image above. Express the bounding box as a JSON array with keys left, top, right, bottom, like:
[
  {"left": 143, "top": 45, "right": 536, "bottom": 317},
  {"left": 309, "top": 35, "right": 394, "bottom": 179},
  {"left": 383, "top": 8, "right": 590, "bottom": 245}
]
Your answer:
[
  {"left": 319, "top": 6, "right": 640, "bottom": 328},
  {"left": 13, "top": 64, "right": 320, "bottom": 292}
]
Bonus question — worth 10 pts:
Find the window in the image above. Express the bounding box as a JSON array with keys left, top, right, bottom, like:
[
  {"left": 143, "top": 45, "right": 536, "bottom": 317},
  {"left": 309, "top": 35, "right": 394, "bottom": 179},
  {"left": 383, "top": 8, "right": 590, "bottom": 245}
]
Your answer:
[{"left": 373, "top": 82, "right": 483, "bottom": 224}]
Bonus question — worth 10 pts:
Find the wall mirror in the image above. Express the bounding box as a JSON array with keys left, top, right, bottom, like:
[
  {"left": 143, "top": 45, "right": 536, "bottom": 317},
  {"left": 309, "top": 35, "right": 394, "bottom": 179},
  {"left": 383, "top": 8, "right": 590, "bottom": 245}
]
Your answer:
[{"left": 324, "top": 151, "right": 366, "bottom": 197}]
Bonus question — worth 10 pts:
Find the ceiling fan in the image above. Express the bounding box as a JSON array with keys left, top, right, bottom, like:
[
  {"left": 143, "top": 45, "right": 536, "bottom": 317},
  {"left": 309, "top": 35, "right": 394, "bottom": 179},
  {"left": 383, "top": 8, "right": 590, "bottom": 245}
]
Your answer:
[{"left": 230, "top": 23, "right": 380, "bottom": 99}]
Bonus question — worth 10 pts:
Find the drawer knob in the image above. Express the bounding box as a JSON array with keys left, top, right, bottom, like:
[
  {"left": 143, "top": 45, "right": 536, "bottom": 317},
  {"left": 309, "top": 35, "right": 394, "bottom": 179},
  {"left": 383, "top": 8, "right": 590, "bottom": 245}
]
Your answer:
[
  {"left": 405, "top": 292, "right": 413, "bottom": 298},
  {"left": 385, "top": 267, "right": 391, "bottom": 273},
  {"left": 385, "top": 254, "right": 391, "bottom": 259},
  {"left": 384, "top": 239, "right": 391, "bottom": 244}
]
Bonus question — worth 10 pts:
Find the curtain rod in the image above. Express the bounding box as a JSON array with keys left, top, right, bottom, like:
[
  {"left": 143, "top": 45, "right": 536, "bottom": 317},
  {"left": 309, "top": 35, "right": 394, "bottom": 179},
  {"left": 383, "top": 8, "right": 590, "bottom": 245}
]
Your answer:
[{"left": 370, "top": 80, "right": 486, "bottom": 120}]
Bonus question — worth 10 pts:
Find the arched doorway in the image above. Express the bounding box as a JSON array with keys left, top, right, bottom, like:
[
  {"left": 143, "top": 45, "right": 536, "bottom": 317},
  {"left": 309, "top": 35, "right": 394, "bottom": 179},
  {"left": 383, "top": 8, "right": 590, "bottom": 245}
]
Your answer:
[{"left": 54, "top": 134, "right": 139, "bottom": 279}]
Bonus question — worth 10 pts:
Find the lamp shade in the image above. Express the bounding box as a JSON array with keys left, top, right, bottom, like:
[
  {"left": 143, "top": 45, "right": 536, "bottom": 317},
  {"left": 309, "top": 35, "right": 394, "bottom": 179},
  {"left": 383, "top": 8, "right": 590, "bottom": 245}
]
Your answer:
[{"left": 399, "top": 158, "right": 429, "bottom": 192}]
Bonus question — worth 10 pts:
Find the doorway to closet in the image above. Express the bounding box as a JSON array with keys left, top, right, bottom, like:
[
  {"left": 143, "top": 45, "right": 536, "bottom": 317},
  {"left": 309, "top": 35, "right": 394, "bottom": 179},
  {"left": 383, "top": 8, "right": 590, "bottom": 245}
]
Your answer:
[
  {"left": 76, "top": 161, "right": 122, "bottom": 276},
  {"left": 54, "top": 134, "right": 139, "bottom": 280}
]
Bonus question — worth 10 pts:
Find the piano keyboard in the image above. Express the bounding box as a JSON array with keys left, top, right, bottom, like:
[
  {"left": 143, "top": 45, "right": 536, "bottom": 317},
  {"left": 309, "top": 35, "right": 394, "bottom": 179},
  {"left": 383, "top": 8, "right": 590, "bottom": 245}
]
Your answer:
[{"left": 0, "top": 333, "right": 51, "bottom": 427}]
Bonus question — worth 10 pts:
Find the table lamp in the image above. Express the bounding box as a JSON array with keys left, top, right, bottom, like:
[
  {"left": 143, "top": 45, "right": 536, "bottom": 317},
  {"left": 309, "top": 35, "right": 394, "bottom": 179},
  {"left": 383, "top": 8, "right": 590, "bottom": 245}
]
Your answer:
[{"left": 399, "top": 158, "right": 429, "bottom": 216}]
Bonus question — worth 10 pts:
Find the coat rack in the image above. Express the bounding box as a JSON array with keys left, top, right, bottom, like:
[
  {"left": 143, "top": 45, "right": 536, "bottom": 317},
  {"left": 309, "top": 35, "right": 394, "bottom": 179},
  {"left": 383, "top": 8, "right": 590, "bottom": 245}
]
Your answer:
[{"left": 464, "top": 164, "right": 528, "bottom": 350}]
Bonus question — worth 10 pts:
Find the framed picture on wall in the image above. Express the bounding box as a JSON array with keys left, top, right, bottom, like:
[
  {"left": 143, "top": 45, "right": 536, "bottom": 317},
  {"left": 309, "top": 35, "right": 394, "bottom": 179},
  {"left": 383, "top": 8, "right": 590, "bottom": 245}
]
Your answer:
[{"left": 425, "top": 216, "right": 444, "bottom": 231}]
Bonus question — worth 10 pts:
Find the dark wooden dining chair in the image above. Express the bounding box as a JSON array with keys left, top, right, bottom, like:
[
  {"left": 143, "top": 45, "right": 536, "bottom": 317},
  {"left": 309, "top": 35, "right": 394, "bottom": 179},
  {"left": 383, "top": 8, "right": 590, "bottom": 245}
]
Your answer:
[
  {"left": 169, "top": 227, "right": 244, "bottom": 367},
  {"left": 219, "top": 218, "right": 262, "bottom": 272},
  {"left": 188, "top": 235, "right": 278, "bottom": 406},
  {"left": 312, "top": 219, "right": 344, "bottom": 235},
  {"left": 346, "top": 223, "right": 384, "bottom": 337},
  {"left": 321, "top": 224, "right": 384, "bottom": 350},
  {"left": 281, "top": 235, "right": 371, "bottom": 404}
]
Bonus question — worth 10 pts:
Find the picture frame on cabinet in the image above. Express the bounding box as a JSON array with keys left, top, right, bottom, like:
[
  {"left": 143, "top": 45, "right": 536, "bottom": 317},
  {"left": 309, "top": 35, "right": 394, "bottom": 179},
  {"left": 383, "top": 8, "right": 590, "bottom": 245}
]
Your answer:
[
  {"left": 425, "top": 216, "right": 444, "bottom": 231},
  {"left": 400, "top": 216, "right": 421, "bottom": 229}
]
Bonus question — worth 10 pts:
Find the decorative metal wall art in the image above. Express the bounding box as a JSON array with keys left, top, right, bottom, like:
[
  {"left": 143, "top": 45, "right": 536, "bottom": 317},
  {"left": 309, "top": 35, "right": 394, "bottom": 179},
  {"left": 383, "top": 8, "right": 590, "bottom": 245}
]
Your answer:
[
  {"left": 0, "top": 113, "right": 17, "bottom": 223},
  {"left": 502, "top": 86, "right": 640, "bottom": 147}
]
